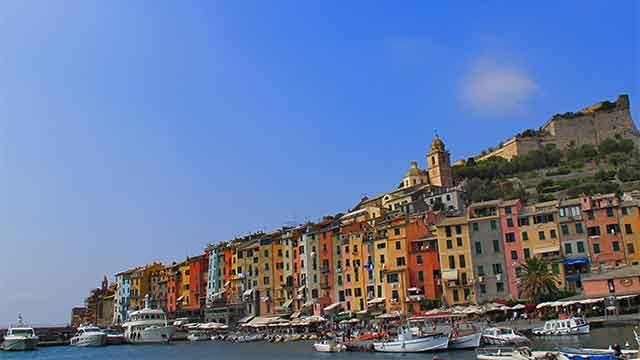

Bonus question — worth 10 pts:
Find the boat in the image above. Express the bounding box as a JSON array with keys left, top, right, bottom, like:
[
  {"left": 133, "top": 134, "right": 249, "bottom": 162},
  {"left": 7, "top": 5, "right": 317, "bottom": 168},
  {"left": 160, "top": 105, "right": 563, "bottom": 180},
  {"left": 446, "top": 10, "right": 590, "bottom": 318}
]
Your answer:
[
  {"left": 532, "top": 317, "right": 589, "bottom": 336},
  {"left": 555, "top": 347, "right": 618, "bottom": 360},
  {"left": 1, "top": 314, "right": 39, "bottom": 351},
  {"left": 373, "top": 327, "right": 450, "bottom": 353},
  {"left": 70, "top": 325, "right": 107, "bottom": 347},
  {"left": 122, "top": 295, "right": 175, "bottom": 344},
  {"left": 482, "top": 327, "right": 530, "bottom": 346},
  {"left": 450, "top": 331, "right": 483, "bottom": 349},
  {"left": 313, "top": 339, "right": 347, "bottom": 352},
  {"left": 476, "top": 347, "right": 551, "bottom": 360},
  {"left": 104, "top": 329, "right": 125, "bottom": 345},
  {"left": 187, "top": 330, "right": 210, "bottom": 341}
]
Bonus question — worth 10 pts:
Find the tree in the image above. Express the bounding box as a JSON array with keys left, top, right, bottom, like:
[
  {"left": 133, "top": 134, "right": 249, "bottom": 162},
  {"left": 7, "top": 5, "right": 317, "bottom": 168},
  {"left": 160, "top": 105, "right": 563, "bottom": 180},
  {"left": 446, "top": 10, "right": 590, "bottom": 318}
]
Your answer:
[{"left": 518, "top": 257, "right": 559, "bottom": 303}]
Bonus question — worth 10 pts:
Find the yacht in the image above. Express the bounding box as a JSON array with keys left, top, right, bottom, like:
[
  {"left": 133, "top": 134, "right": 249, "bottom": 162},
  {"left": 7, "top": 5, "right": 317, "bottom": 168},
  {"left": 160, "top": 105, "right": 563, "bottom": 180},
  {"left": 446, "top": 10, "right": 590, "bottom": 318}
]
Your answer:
[
  {"left": 373, "top": 327, "right": 450, "bottom": 352},
  {"left": 481, "top": 327, "right": 530, "bottom": 346},
  {"left": 532, "top": 317, "right": 589, "bottom": 336},
  {"left": 122, "top": 295, "right": 175, "bottom": 344},
  {"left": 1, "top": 314, "right": 39, "bottom": 351},
  {"left": 70, "top": 325, "right": 107, "bottom": 347}
]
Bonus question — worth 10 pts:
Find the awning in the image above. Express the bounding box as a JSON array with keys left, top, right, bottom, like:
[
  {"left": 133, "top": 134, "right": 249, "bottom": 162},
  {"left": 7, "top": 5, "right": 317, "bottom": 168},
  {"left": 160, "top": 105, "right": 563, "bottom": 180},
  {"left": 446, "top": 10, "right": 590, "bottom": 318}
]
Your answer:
[
  {"left": 376, "top": 312, "right": 400, "bottom": 319},
  {"left": 237, "top": 315, "right": 255, "bottom": 324},
  {"left": 176, "top": 295, "right": 185, "bottom": 302},
  {"left": 297, "top": 285, "right": 306, "bottom": 293},
  {"left": 282, "top": 299, "right": 293, "bottom": 308},
  {"left": 224, "top": 281, "right": 231, "bottom": 287},
  {"left": 534, "top": 245, "right": 561, "bottom": 254},
  {"left": 367, "top": 297, "right": 385, "bottom": 306},
  {"left": 323, "top": 302, "right": 342, "bottom": 312},
  {"left": 243, "top": 288, "right": 254, "bottom": 297},
  {"left": 407, "top": 287, "right": 422, "bottom": 293},
  {"left": 442, "top": 269, "right": 458, "bottom": 281},
  {"left": 564, "top": 257, "right": 589, "bottom": 266}
]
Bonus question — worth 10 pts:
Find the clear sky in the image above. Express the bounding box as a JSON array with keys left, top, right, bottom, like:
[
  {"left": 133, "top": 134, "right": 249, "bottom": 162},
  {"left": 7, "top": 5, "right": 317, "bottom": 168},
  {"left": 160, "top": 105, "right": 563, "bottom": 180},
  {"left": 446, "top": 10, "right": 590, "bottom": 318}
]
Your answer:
[{"left": 0, "top": 1, "right": 638, "bottom": 325}]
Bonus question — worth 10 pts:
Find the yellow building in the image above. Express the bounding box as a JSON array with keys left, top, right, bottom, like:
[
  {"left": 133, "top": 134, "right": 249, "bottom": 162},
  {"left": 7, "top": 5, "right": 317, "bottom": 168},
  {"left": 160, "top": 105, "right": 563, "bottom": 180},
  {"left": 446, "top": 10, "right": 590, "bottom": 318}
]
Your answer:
[
  {"left": 130, "top": 263, "right": 163, "bottom": 310},
  {"left": 436, "top": 216, "right": 474, "bottom": 305},
  {"left": 178, "top": 262, "right": 191, "bottom": 307},
  {"left": 381, "top": 217, "right": 410, "bottom": 314},
  {"left": 620, "top": 200, "right": 640, "bottom": 265},
  {"left": 519, "top": 201, "right": 565, "bottom": 289}
]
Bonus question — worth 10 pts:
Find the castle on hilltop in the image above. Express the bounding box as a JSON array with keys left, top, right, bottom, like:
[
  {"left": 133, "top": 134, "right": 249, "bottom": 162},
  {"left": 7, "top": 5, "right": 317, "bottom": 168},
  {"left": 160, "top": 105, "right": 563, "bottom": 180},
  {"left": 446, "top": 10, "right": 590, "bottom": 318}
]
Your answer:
[{"left": 476, "top": 94, "right": 639, "bottom": 161}]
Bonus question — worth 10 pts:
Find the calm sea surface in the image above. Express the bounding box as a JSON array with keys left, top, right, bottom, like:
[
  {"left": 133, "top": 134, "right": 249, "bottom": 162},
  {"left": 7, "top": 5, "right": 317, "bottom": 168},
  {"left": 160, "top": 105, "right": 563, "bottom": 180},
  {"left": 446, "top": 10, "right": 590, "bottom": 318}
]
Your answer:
[{"left": 1, "top": 326, "right": 637, "bottom": 360}]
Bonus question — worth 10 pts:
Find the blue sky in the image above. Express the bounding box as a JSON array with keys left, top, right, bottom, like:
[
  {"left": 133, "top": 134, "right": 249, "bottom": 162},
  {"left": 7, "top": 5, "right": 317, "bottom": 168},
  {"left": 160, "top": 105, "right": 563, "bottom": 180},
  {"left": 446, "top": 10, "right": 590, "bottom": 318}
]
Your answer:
[{"left": 0, "top": 1, "right": 637, "bottom": 325}]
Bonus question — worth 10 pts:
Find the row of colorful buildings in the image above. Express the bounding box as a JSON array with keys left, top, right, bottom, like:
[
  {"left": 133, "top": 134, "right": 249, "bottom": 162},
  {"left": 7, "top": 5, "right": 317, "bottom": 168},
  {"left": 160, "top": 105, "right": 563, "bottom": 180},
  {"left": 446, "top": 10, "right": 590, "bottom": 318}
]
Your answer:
[{"left": 75, "top": 136, "right": 640, "bottom": 327}]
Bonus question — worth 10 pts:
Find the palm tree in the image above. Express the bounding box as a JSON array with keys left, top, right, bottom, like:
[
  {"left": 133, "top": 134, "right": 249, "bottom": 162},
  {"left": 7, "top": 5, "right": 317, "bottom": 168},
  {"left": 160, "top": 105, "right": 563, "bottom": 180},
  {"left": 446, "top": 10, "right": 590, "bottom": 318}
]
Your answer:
[{"left": 518, "top": 256, "right": 559, "bottom": 303}]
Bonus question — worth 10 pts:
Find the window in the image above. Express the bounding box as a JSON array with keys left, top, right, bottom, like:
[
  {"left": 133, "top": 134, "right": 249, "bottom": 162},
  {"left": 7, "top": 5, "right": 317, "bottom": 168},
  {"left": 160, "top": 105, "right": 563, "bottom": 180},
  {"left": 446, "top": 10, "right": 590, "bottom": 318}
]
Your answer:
[
  {"left": 511, "top": 250, "right": 518, "bottom": 260},
  {"left": 264, "top": 250, "right": 269, "bottom": 258},
  {"left": 492, "top": 263, "right": 503, "bottom": 274},
  {"left": 593, "top": 243, "right": 601, "bottom": 254},
  {"left": 626, "top": 224, "right": 633, "bottom": 234},
  {"left": 493, "top": 240, "right": 500, "bottom": 253},
  {"left": 461, "top": 272, "right": 468, "bottom": 285},
  {"left": 396, "top": 257, "right": 406, "bottom": 266},
  {"left": 561, "top": 224, "right": 569, "bottom": 236},
  {"left": 448, "top": 256, "right": 455, "bottom": 269},
  {"left": 416, "top": 255, "right": 423, "bottom": 265},
  {"left": 550, "top": 229, "right": 557, "bottom": 239},
  {"left": 505, "top": 207, "right": 512, "bottom": 215},
  {"left": 463, "top": 288, "right": 470, "bottom": 300},
  {"left": 418, "top": 271, "right": 424, "bottom": 281},
  {"left": 587, "top": 211, "right": 595, "bottom": 220},
  {"left": 497, "top": 282, "right": 505, "bottom": 293},
  {"left": 446, "top": 239, "right": 453, "bottom": 249},
  {"left": 387, "top": 273, "right": 399, "bottom": 283},
  {"left": 453, "top": 289, "right": 459, "bottom": 302},
  {"left": 538, "top": 231, "right": 546, "bottom": 240},
  {"left": 564, "top": 243, "right": 573, "bottom": 255},
  {"left": 522, "top": 231, "right": 529, "bottom": 241},
  {"left": 613, "top": 241, "right": 621, "bottom": 252},
  {"left": 577, "top": 241, "right": 585, "bottom": 253},
  {"left": 606, "top": 224, "right": 620, "bottom": 234},
  {"left": 456, "top": 237, "right": 463, "bottom": 247},
  {"left": 263, "top": 277, "right": 270, "bottom": 284},
  {"left": 507, "top": 218, "right": 514, "bottom": 227},
  {"left": 394, "top": 228, "right": 401, "bottom": 236},
  {"left": 607, "top": 208, "right": 614, "bottom": 217},
  {"left": 379, "top": 255, "right": 385, "bottom": 264},
  {"left": 518, "top": 217, "right": 530, "bottom": 226},
  {"left": 376, "top": 242, "right": 386, "bottom": 249},
  {"left": 477, "top": 265, "right": 485, "bottom": 276},
  {"left": 445, "top": 226, "right": 452, "bottom": 237},
  {"left": 628, "top": 243, "right": 635, "bottom": 254},
  {"left": 472, "top": 223, "right": 479, "bottom": 232},
  {"left": 395, "top": 241, "right": 401, "bottom": 250},
  {"left": 459, "top": 255, "right": 466, "bottom": 268},
  {"left": 455, "top": 225, "right": 462, "bottom": 235},
  {"left": 475, "top": 241, "right": 482, "bottom": 255},
  {"left": 490, "top": 220, "right": 497, "bottom": 230},
  {"left": 576, "top": 223, "right": 584, "bottom": 234},
  {"left": 524, "top": 248, "right": 531, "bottom": 259},
  {"left": 588, "top": 226, "right": 601, "bottom": 236},
  {"left": 479, "top": 284, "right": 487, "bottom": 294},
  {"left": 551, "top": 263, "right": 560, "bottom": 274},
  {"left": 622, "top": 207, "right": 629, "bottom": 216},
  {"left": 505, "top": 233, "right": 516, "bottom": 243}
]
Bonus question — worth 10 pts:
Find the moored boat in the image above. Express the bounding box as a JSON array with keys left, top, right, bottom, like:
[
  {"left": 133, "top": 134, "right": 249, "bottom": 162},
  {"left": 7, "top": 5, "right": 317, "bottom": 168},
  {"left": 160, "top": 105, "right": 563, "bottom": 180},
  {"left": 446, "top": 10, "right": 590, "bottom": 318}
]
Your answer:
[
  {"left": 70, "top": 325, "right": 107, "bottom": 347},
  {"left": 122, "top": 295, "right": 175, "bottom": 344},
  {"left": 104, "top": 329, "right": 125, "bottom": 345},
  {"left": 1, "top": 315, "right": 39, "bottom": 351},
  {"left": 482, "top": 327, "right": 530, "bottom": 346},
  {"left": 373, "top": 328, "right": 450, "bottom": 353},
  {"left": 476, "top": 347, "right": 549, "bottom": 360},
  {"left": 556, "top": 347, "right": 618, "bottom": 360},
  {"left": 450, "top": 331, "right": 483, "bottom": 349},
  {"left": 187, "top": 330, "right": 210, "bottom": 341},
  {"left": 313, "top": 339, "right": 347, "bottom": 353},
  {"left": 532, "top": 317, "right": 589, "bottom": 336}
]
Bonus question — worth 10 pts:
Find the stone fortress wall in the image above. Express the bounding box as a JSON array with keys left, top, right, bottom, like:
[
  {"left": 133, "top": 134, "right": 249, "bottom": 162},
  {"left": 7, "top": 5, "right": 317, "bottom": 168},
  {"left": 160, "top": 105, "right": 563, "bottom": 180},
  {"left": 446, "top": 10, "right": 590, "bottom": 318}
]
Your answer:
[{"left": 476, "top": 95, "right": 639, "bottom": 162}]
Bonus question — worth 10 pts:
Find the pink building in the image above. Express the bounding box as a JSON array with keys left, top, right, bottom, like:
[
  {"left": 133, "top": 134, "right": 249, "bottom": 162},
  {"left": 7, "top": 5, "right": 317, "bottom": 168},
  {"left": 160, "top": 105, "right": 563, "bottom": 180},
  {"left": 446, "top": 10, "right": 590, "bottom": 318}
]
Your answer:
[{"left": 499, "top": 199, "right": 525, "bottom": 300}]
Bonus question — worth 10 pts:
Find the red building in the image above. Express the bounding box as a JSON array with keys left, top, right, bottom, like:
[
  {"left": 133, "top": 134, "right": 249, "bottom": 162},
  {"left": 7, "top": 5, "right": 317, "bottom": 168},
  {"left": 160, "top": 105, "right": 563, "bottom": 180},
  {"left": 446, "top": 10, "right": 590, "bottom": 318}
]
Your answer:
[
  {"left": 166, "top": 261, "right": 185, "bottom": 315},
  {"left": 318, "top": 222, "right": 336, "bottom": 308},
  {"left": 407, "top": 212, "right": 442, "bottom": 313},
  {"left": 499, "top": 199, "right": 525, "bottom": 300},
  {"left": 185, "top": 253, "right": 209, "bottom": 316},
  {"left": 582, "top": 194, "right": 626, "bottom": 269}
]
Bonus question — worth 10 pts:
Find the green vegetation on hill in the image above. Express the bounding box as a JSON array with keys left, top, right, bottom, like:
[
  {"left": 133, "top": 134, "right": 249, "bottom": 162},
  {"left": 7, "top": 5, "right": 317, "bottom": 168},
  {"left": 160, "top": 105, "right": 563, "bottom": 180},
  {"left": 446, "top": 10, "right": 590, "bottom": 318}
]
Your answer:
[{"left": 454, "top": 137, "right": 638, "bottom": 202}]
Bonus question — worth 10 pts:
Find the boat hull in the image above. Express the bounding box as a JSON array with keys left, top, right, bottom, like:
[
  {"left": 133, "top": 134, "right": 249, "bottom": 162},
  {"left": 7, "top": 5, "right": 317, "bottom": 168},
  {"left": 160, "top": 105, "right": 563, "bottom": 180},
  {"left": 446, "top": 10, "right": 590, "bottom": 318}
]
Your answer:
[
  {"left": 313, "top": 342, "right": 346, "bottom": 352},
  {"left": 2, "top": 337, "right": 38, "bottom": 351},
  {"left": 125, "top": 325, "right": 175, "bottom": 344},
  {"left": 449, "top": 332, "right": 482, "bottom": 349},
  {"left": 532, "top": 324, "right": 590, "bottom": 336},
  {"left": 374, "top": 334, "right": 450, "bottom": 353},
  {"left": 70, "top": 333, "right": 107, "bottom": 347},
  {"left": 187, "top": 334, "right": 210, "bottom": 341}
]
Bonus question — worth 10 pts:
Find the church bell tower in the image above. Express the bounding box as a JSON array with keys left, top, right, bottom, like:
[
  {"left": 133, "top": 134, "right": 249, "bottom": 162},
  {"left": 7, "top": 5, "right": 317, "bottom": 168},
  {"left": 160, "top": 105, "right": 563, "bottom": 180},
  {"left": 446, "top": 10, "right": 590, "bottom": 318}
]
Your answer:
[{"left": 427, "top": 134, "right": 453, "bottom": 188}]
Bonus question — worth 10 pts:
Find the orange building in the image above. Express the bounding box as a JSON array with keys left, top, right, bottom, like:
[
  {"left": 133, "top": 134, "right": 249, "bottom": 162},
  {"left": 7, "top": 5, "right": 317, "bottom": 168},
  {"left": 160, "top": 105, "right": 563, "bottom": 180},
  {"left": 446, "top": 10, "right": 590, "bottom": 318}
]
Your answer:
[
  {"left": 582, "top": 194, "right": 626, "bottom": 270},
  {"left": 406, "top": 212, "right": 442, "bottom": 313}
]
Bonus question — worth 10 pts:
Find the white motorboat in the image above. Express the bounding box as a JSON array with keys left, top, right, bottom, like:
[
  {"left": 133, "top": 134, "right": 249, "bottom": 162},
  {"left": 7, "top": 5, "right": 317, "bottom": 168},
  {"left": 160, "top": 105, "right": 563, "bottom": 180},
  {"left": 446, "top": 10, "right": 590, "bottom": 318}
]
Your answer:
[
  {"left": 482, "top": 327, "right": 530, "bottom": 346},
  {"left": 532, "top": 317, "right": 589, "bottom": 336},
  {"left": 476, "top": 347, "right": 548, "bottom": 360},
  {"left": 313, "top": 339, "right": 347, "bottom": 352},
  {"left": 70, "top": 325, "right": 107, "bottom": 347},
  {"left": 122, "top": 295, "right": 175, "bottom": 344},
  {"left": 104, "top": 329, "right": 125, "bottom": 345},
  {"left": 450, "top": 331, "right": 483, "bottom": 349},
  {"left": 373, "top": 328, "right": 450, "bottom": 353},
  {"left": 1, "top": 315, "right": 39, "bottom": 351},
  {"left": 187, "top": 330, "right": 210, "bottom": 341}
]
